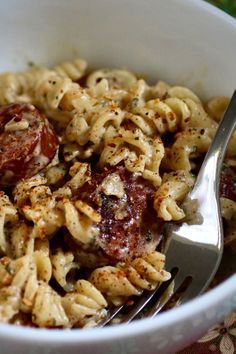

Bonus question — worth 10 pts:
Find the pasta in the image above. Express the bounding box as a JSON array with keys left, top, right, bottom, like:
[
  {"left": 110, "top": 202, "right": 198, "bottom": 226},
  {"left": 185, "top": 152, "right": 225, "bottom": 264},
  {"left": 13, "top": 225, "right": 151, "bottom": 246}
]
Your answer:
[
  {"left": 0, "top": 192, "right": 18, "bottom": 254},
  {"left": 62, "top": 280, "right": 107, "bottom": 327},
  {"left": 89, "top": 251, "right": 170, "bottom": 306},
  {"left": 51, "top": 248, "right": 79, "bottom": 291},
  {"left": 53, "top": 58, "right": 87, "bottom": 81},
  {"left": 154, "top": 171, "right": 195, "bottom": 221},
  {"left": 0, "top": 57, "right": 235, "bottom": 329}
]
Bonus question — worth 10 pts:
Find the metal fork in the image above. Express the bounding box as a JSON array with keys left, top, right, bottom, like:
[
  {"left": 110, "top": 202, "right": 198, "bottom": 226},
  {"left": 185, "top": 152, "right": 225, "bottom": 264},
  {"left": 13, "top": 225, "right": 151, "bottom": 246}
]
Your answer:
[{"left": 100, "top": 90, "right": 236, "bottom": 326}]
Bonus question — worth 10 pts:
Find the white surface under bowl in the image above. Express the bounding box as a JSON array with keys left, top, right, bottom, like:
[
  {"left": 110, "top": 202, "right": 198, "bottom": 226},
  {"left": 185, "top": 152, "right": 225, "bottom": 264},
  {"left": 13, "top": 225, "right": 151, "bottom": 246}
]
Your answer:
[{"left": 0, "top": 0, "right": 236, "bottom": 353}]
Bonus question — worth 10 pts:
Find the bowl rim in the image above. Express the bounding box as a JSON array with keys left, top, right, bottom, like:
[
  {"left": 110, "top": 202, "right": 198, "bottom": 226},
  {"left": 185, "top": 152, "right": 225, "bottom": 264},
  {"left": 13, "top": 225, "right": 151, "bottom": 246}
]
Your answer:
[
  {"left": 1, "top": 0, "right": 236, "bottom": 345},
  {"left": 182, "top": 0, "right": 236, "bottom": 26}
]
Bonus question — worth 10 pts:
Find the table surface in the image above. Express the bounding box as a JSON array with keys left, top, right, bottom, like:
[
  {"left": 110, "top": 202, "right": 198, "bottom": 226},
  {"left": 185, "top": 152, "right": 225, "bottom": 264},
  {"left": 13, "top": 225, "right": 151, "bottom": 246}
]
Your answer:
[
  {"left": 178, "top": 1, "right": 236, "bottom": 353},
  {"left": 178, "top": 248, "right": 236, "bottom": 354},
  {"left": 178, "top": 311, "right": 236, "bottom": 354}
]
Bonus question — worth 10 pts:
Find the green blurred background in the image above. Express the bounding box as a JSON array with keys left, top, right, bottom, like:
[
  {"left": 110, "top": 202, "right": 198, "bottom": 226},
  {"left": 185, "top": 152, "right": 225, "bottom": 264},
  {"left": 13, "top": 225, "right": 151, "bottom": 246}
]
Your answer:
[{"left": 208, "top": 0, "right": 236, "bottom": 17}]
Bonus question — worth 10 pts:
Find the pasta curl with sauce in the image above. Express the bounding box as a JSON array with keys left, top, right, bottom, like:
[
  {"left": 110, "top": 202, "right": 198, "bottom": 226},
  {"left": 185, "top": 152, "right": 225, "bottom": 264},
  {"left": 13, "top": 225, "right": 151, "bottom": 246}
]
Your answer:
[{"left": 89, "top": 251, "right": 170, "bottom": 306}]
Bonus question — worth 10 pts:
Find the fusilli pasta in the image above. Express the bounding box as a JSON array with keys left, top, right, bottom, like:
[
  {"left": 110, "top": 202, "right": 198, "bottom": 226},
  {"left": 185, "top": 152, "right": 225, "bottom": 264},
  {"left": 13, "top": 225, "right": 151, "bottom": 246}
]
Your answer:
[{"left": 90, "top": 251, "right": 170, "bottom": 305}]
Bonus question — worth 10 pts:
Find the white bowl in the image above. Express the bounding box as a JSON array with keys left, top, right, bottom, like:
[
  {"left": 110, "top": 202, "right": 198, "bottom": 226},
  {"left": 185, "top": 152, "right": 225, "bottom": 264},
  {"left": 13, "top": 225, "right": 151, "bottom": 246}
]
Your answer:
[{"left": 1, "top": 0, "right": 236, "bottom": 353}]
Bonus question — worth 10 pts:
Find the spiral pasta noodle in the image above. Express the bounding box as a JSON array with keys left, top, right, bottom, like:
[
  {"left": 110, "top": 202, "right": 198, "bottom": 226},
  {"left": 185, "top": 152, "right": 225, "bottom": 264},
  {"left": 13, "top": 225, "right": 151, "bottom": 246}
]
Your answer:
[
  {"left": 89, "top": 251, "right": 170, "bottom": 305},
  {"left": 53, "top": 58, "right": 87, "bottom": 81},
  {"left": 0, "top": 67, "right": 49, "bottom": 105},
  {"left": 162, "top": 128, "right": 212, "bottom": 171},
  {"left": 0, "top": 285, "right": 21, "bottom": 323},
  {"left": 62, "top": 280, "right": 107, "bottom": 327},
  {"left": 99, "top": 126, "right": 164, "bottom": 186},
  {"left": 0, "top": 251, "right": 52, "bottom": 321},
  {"left": 32, "top": 281, "right": 69, "bottom": 327},
  {"left": 154, "top": 170, "right": 195, "bottom": 221},
  {"left": 0, "top": 192, "right": 18, "bottom": 254}
]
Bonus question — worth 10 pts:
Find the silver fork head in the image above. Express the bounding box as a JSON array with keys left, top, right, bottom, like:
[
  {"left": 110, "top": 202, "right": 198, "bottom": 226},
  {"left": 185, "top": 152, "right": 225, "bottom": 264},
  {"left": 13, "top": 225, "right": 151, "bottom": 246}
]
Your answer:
[
  {"left": 99, "top": 203, "right": 223, "bottom": 327},
  {"left": 99, "top": 191, "right": 224, "bottom": 327},
  {"left": 164, "top": 212, "right": 223, "bottom": 301}
]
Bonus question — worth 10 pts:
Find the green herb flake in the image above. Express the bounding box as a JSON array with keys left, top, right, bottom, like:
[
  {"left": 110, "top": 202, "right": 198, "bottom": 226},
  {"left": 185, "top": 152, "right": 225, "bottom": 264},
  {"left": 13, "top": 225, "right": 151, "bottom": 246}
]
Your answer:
[
  {"left": 132, "top": 97, "right": 139, "bottom": 107},
  {"left": 222, "top": 163, "right": 229, "bottom": 172},
  {"left": 27, "top": 61, "right": 35, "bottom": 67},
  {"left": 5, "top": 263, "right": 14, "bottom": 275},
  {"left": 146, "top": 231, "right": 152, "bottom": 241}
]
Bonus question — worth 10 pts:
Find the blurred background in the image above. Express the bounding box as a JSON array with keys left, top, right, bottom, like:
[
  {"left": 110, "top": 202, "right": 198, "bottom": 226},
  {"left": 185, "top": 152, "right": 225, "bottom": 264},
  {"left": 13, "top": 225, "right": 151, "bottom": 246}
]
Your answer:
[{"left": 208, "top": 0, "right": 236, "bottom": 17}]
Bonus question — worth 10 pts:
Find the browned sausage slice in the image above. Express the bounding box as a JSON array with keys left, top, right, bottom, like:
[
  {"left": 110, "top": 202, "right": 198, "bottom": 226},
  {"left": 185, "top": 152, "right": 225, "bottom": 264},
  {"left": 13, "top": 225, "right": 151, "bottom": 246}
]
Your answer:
[
  {"left": 220, "top": 165, "right": 236, "bottom": 202},
  {"left": 0, "top": 103, "right": 59, "bottom": 187},
  {"left": 74, "top": 167, "right": 163, "bottom": 263}
]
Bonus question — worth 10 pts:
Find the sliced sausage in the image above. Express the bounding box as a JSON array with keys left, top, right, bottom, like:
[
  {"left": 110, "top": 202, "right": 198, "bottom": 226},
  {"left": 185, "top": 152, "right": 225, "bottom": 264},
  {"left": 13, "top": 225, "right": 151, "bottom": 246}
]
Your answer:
[
  {"left": 0, "top": 103, "right": 59, "bottom": 187},
  {"left": 220, "top": 166, "right": 236, "bottom": 202},
  {"left": 74, "top": 167, "right": 163, "bottom": 263}
]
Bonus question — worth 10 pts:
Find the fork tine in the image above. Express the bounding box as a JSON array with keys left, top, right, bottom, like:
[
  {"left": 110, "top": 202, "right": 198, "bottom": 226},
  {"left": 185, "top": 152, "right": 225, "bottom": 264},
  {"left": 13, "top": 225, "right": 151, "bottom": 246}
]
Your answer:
[
  {"left": 120, "top": 291, "right": 158, "bottom": 324},
  {"left": 143, "top": 280, "right": 175, "bottom": 318},
  {"left": 98, "top": 305, "right": 124, "bottom": 327},
  {"left": 145, "top": 271, "right": 192, "bottom": 317},
  {"left": 120, "top": 269, "right": 177, "bottom": 324},
  {"left": 99, "top": 271, "right": 175, "bottom": 326},
  {"left": 99, "top": 266, "right": 198, "bottom": 326},
  {"left": 143, "top": 268, "right": 188, "bottom": 317},
  {"left": 122, "top": 268, "right": 194, "bottom": 321},
  {"left": 111, "top": 269, "right": 176, "bottom": 324},
  {"left": 170, "top": 268, "right": 191, "bottom": 292}
]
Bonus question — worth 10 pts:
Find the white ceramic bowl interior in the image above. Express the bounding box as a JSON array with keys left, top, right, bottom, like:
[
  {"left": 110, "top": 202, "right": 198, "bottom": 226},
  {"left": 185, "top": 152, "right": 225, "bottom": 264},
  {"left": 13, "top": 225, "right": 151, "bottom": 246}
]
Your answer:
[{"left": 0, "top": 1, "right": 236, "bottom": 353}]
